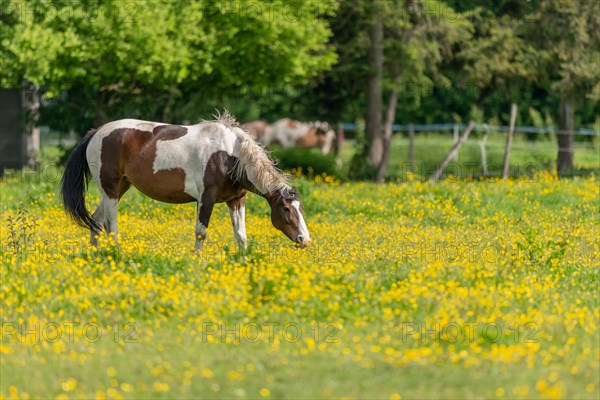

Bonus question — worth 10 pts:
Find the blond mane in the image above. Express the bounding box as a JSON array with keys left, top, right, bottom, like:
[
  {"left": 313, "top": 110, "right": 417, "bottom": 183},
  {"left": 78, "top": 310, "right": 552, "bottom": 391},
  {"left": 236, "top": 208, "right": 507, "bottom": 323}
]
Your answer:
[
  {"left": 213, "top": 109, "right": 239, "bottom": 129},
  {"left": 212, "top": 111, "right": 289, "bottom": 195}
]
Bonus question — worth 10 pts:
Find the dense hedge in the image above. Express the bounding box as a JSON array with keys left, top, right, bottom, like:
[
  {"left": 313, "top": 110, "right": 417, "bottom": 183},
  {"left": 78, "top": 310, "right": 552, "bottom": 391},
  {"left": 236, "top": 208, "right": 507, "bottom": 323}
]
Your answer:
[{"left": 270, "top": 148, "right": 342, "bottom": 179}]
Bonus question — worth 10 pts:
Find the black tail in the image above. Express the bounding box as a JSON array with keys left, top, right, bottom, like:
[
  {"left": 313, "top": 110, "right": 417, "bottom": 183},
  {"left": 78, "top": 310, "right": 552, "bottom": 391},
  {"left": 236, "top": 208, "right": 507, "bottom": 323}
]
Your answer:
[{"left": 61, "top": 130, "right": 100, "bottom": 231}]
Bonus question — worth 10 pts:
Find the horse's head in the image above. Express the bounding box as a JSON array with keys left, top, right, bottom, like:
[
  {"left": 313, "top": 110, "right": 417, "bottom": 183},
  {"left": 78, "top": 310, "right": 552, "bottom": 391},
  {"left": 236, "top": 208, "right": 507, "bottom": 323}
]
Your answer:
[
  {"left": 265, "top": 188, "right": 311, "bottom": 248},
  {"left": 314, "top": 122, "right": 336, "bottom": 154}
]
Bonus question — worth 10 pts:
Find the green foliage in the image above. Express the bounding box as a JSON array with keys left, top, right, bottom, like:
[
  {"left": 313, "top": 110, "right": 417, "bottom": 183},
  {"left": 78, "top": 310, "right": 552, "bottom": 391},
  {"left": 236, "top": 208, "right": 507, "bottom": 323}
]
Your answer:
[
  {"left": 383, "top": 0, "right": 471, "bottom": 94},
  {"left": 347, "top": 150, "right": 376, "bottom": 181},
  {"left": 346, "top": 132, "right": 376, "bottom": 181},
  {"left": 271, "top": 148, "right": 341, "bottom": 179},
  {"left": 469, "top": 105, "right": 484, "bottom": 123},
  {"left": 2, "top": 1, "right": 338, "bottom": 91},
  {"left": 1, "top": 0, "right": 598, "bottom": 135},
  {"left": 456, "top": 0, "right": 600, "bottom": 109},
  {"left": 5, "top": 204, "right": 37, "bottom": 253},
  {"left": 1, "top": 0, "right": 338, "bottom": 126},
  {"left": 525, "top": 0, "right": 600, "bottom": 102},
  {"left": 529, "top": 107, "right": 544, "bottom": 129}
]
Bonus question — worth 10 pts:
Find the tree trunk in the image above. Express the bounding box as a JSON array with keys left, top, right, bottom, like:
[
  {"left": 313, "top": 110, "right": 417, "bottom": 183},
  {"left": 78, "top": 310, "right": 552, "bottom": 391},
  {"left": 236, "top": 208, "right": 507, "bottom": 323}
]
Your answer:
[
  {"left": 22, "top": 82, "right": 40, "bottom": 169},
  {"left": 335, "top": 126, "right": 345, "bottom": 166},
  {"left": 375, "top": 86, "right": 399, "bottom": 183},
  {"left": 408, "top": 123, "right": 415, "bottom": 172},
  {"left": 365, "top": 1, "right": 384, "bottom": 167},
  {"left": 557, "top": 97, "right": 574, "bottom": 176}
]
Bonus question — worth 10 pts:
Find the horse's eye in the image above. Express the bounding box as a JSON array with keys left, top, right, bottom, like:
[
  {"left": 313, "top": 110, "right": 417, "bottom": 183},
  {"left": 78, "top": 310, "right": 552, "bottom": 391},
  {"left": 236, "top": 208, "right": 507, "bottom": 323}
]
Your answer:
[{"left": 283, "top": 206, "right": 290, "bottom": 212}]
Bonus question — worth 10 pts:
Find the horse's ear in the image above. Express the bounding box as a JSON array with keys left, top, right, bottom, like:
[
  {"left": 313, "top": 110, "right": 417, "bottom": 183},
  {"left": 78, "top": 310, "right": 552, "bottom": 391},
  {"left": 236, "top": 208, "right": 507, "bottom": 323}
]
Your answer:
[
  {"left": 265, "top": 191, "right": 285, "bottom": 205},
  {"left": 263, "top": 191, "right": 278, "bottom": 205}
]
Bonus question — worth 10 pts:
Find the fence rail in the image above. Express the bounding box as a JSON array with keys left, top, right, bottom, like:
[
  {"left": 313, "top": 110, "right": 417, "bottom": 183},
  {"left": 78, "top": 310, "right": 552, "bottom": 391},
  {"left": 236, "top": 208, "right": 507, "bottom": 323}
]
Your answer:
[{"left": 339, "top": 123, "right": 600, "bottom": 136}]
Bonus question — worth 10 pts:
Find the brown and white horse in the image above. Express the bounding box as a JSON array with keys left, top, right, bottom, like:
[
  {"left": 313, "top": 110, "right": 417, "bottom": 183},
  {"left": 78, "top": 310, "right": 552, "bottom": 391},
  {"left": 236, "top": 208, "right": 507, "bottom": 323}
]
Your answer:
[
  {"left": 264, "top": 118, "right": 336, "bottom": 154},
  {"left": 61, "top": 113, "right": 311, "bottom": 250}
]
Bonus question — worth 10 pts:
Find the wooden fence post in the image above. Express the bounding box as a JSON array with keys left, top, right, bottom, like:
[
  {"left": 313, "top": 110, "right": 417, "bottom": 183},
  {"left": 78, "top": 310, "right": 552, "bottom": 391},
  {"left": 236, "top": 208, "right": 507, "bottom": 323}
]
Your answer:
[
  {"left": 453, "top": 123, "right": 459, "bottom": 161},
  {"left": 502, "top": 103, "right": 518, "bottom": 180},
  {"left": 408, "top": 123, "right": 415, "bottom": 172},
  {"left": 480, "top": 123, "right": 490, "bottom": 176},
  {"left": 430, "top": 121, "right": 475, "bottom": 182}
]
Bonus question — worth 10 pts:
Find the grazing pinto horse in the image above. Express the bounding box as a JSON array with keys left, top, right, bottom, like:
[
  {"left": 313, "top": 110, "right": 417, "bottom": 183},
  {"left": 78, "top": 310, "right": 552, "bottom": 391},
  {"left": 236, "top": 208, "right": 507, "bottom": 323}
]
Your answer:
[
  {"left": 266, "top": 118, "right": 336, "bottom": 154},
  {"left": 61, "top": 114, "right": 311, "bottom": 250}
]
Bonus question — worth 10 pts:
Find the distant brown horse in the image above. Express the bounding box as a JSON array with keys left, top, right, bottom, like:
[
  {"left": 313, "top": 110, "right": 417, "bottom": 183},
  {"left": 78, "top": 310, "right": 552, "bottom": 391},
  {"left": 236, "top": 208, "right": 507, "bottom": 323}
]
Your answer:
[{"left": 61, "top": 113, "right": 311, "bottom": 250}]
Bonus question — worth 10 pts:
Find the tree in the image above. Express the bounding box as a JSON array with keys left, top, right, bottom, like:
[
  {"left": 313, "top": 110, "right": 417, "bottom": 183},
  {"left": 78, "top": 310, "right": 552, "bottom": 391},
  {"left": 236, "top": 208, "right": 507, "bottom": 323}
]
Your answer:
[
  {"left": 376, "top": 0, "right": 471, "bottom": 182},
  {"left": 364, "top": 0, "right": 384, "bottom": 167},
  {"left": 1, "top": 1, "right": 338, "bottom": 130},
  {"left": 457, "top": 0, "right": 600, "bottom": 176},
  {"left": 337, "top": 0, "right": 471, "bottom": 180},
  {"left": 286, "top": 1, "right": 371, "bottom": 123},
  {"left": 524, "top": 0, "right": 600, "bottom": 176}
]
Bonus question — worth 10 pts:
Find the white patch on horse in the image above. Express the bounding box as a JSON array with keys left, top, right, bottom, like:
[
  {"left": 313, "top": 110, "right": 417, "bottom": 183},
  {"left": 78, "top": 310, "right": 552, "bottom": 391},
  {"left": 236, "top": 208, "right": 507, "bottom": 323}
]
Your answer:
[
  {"left": 195, "top": 219, "right": 207, "bottom": 250},
  {"left": 104, "top": 198, "right": 119, "bottom": 241},
  {"left": 229, "top": 205, "right": 247, "bottom": 247},
  {"left": 291, "top": 200, "right": 310, "bottom": 242},
  {"left": 153, "top": 123, "right": 238, "bottom": 198}
]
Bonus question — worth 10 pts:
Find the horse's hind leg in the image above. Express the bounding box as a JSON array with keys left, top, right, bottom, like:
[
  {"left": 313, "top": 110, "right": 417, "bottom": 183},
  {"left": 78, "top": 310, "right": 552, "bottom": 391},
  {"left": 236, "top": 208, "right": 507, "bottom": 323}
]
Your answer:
[
  {"left": 98, "top": 178, "right": 131, "bottom": 245},
  {"left": 104, "top": 198, "right": 120, "bottom": 243},
  {"left": 90, "top": 199, "right": 106, "bottom": 246}
]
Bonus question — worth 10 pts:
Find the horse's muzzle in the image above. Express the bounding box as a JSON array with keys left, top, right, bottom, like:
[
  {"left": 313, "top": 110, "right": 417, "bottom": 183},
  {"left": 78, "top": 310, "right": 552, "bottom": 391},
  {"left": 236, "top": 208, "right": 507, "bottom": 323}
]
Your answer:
[{"left": 295, "top": 235, "right": 310, "bottom": 249}]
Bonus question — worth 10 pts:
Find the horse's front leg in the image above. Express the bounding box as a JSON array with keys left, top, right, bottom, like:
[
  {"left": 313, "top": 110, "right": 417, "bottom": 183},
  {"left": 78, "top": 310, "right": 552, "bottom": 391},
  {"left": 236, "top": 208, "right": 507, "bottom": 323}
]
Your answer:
[
  {"left": 195, "top": 192, "right": 215, "bottom": 251},
  {"left": 227, "top": 195, "right": 247, "bottom": 251}
]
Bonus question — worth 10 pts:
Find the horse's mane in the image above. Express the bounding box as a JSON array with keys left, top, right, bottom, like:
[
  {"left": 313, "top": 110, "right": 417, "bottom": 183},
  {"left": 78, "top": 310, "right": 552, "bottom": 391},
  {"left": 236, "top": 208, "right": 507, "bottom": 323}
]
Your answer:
[
  {"left": 213, "top": 109, "right": 239, "bottom": 129},
  {"left": 213, "top": 111, "right": 290, "bottom": 195}
]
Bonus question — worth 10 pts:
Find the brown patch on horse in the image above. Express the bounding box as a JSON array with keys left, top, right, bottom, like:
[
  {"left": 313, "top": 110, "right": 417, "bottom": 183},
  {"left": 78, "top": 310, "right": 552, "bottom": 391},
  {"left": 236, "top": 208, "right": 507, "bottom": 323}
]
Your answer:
[
  {"left": 196, "top": 151, "right": 248, "bottom": 228},
  {"left": 100, "top": 129, "right": 134, "bottom": 199},
  {"left": 152, "top": 124, "right": 188, "bottom": 140},
  {"left": 295, "top": 127, "right": 321, "bottom": 148},
  {"left": 100, "top": 127, "right": 194, "bottom": 203},
  {"left": 227, "top": 195, "right": 246, "bottom": 211},
  {"left": 126, "top": 126, "right": 194, "bottom": 203},
  {"left": 203, "top": 151, "right": 248, "bottom": 203},
  {"left": 130, "top": 166, "right": 194, "bottom": 203},
  {"left": 287, "top": 119, "right": 298, "bottom": 129}
]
